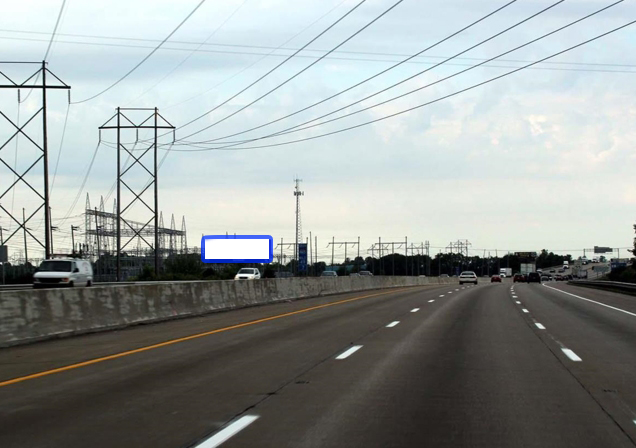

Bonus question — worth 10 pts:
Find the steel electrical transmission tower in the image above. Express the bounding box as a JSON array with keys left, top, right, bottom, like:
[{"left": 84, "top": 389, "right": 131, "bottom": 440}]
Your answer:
[
  {"left": 293, "top": 178, "right": 303, "bottom": 271},
  {"left": 0, "top": 62, "right": 70, "bottom": 261},
  {"left": 98, "top": 107, "right": 175, "bottom": 281}
]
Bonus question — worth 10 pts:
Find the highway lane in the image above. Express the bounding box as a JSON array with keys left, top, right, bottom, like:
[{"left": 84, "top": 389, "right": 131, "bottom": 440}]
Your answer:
[
  {"left": 0, "top": 281, "right": 634, "bottom": 447},
  {"left": 511, "top": 281, "right": 636, "bottom": 442}
]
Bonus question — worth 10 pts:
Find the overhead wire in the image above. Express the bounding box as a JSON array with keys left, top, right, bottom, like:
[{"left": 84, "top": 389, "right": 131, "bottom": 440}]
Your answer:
[
  {"left": 50, "top": 102, "right": 71, "bottom": 194},
  {"left": 162, "top": 0, "right": 350, "bottom": 112},
  {"left": 3, "top": 32, "right": 636, "bottom": 72},
  {"left": 176, "top": 0, "right": 406, "bottom": 141},
  {"left": 181, "top": 0, "right": 519, "bottom": 146},
  {"left": 124, "top": 0, "right": 250, "bottom": 106},
  {"left": 167, "top": 16, "right": 636, "bottom": 152},
  {"left": 71, "top": 0, "right": 209, "bottom": 104},
  {"left": 178, "top": 0, "right": 622, "bottom": 149},
  {"left": 170, "top": 0, "right": 369, "bottom": 136},
  {"left": 19, "top": 0, "right": 67, "bottom": 104}
]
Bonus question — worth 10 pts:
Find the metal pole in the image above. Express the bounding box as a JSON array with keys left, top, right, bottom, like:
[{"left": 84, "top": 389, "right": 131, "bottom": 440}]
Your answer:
[
  {"left": 315, "top": 235, "right": 317, "bottom": 275},
  {"left": 405, "top": 236, "right": 408, "bottom": 276},
  {"left": 392, "top": 242, "right": 395, "bottom": 276},
  {"left": 23, "top": 208, "right": 28, "bottom": 265},
  {"left": 71, "top": 226, "right": 75, "bottom": 254},
  {"left": 94, "top": 208, "right": 100, "bottom": 280},
  {"left": 344, "top": 243, "right": 347, "bottom": 267},
  {"left": 357, "top": 236, "right": 360, "bottom": 260},
  {"left": 42, "top": 61, "right": 51, "bottom": 259},
  {"left": 154, "top": 108, "right": 159, "bottom": 276},
  {"left": 331, "top": 236, "right": 334, "bottom": 267},
  {"left": 116, "top": 107, "right": 121, "bottom": 281},
  {"left": 379, "top": 237, "right": 382, "bottom": 275},
  {"left": 307, "top": 231, "right": 314, "bottom": 275},
  {"left": 1, "top": 227, "right": 5, "bottom": 284}
]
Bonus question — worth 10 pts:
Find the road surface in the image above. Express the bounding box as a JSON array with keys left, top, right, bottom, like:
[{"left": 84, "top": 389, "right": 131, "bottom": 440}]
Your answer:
[{"left": 0, "top": 281, "right": 635, "bottom": 447}]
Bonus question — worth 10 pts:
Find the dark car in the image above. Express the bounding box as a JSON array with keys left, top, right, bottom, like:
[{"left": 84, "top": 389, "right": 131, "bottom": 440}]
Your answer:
[
  {"left": 513, "top": 274, "right": 526, "bottom": 283},
  {"left": 555, "top": 275, "right": 565, "bottom": 281},
  {"left": 527, "top": 272, "right": 541, "bottom": 283},
  {"left": 491, "top": 275, "right": 502, "bottom": 283}
]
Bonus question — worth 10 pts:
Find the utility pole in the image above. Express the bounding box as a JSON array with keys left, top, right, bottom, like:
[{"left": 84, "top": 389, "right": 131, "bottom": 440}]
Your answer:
[
  {"left": 314, "top": 235, "right": 317, "bottom": 275},
  {"left": 327, "top": 240, "right": 359, "bottom": 274},
  {"left": 309, "top": 231, "right": 312, "bottom": 276},
  {"left": 0, "top": 62, "right": 70, "bottom": 260},
  {"left": 71, "top": 225, "right": 80, "bottom": 254},
  {"left": 50, "top": 225, "right": 59, "bottom": 256},
  {"left": 22, "top": 208, "right": 29, "bottom": 266},
  {"left": 331, "top": 236, "right": 335, "bottom": 267},
  {"left": 0, "top": 226, "right": 6, "bottom": 284},
  {"left": 99, "top": 107, "right": 175, "bottom": 281},
  {"left": 293, "top": 178, "right": 304, "bottom": 275}
]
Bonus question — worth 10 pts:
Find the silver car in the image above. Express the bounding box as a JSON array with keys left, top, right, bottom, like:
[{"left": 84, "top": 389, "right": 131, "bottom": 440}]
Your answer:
[{"left": 459, "top": 271, "right": 478, "bottom": 285}]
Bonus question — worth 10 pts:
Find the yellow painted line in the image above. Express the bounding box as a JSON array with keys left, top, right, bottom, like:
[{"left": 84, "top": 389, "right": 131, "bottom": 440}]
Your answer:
[{"left": 0, "top": 287, "right": 418, "bottom": 388}]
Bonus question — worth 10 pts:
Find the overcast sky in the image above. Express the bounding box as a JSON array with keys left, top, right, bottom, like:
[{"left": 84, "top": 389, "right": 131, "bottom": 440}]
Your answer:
[{"left": 1, "top": 0, "right": 635, "bottom": 262}]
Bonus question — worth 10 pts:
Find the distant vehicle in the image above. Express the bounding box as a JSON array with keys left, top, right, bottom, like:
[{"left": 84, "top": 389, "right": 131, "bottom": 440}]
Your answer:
[
  {"left": 540, "top": 275, "right": 551, "bottom": 282},
  {"left": 33, "top": 258, "right": 93, "bottom": 288},
  {"left": 557, "top": 269, "right": 564, "bottom": 273},
  {"left": 566, "top": 275, "right": 574, "bottom": 280},
  {"left": 536, "top": 269, "right": 543, "bottom": 274},
  {"left": 491, "top": 275, "right": 502, "bottom": 283},
  {"left": 555, "top": 275, "right": 565, "bottom": 281},
  {"left": 358, "top": 271, "right": 373, "bottom": 276},
  {"left": 577, "top": 270, "right": 588, "bottom": 279},
  {"left": 592, "top": 257, "right": 599, "bottom": 263},
  {"left": 563, "top": 260, "right": 569, "bottom": 270},
  {"left": 499, "top": 268, "right": 512, "bottom": 278},
  {"left": 549, "top": 269, "right": 556, "bottom": 273},
  {"left": 513, "top": 274, "right": 526, "bottom": 283},
  {"left": 234, "top": 268, "right": 261, "bottom": 280},
  {"left": 321, "top": 271, "right": 338, "bottom": 277},
  {"left": 581, "top": 257, "right": 589, "bottom": 265},
  {"left": 459, "top": 271, "right": 478, "bottom": 285},
  {"left": 527, "top": 272, "right": 541, "bottom": 283}
]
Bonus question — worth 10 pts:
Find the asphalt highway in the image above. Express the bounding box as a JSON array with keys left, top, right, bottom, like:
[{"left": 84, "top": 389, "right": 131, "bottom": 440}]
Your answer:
[{"left": 0, "top": 281, "right": 635, "bottom": 447}]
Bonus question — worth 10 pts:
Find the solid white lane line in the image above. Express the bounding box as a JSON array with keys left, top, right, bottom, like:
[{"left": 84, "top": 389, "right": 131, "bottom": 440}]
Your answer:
[
  {"left": 411, "top": 308, "right": 420, "bottom": 313},
  {"left": 515, "top": 301, "right": 521, "bottom": 304},
  {"left": 561, "top": 348, "right": 582, "bottom": 362},
  {"left": 535, "top": 323, "right": 546, "bottom": 330},
  {"left": 386, "top": 321, "right": 400, "bottom": 328},
  {"left": 522, "top": 309, "right": 529, "bottom": 313},
  {"left": 197, "top": 415, "right": 259, "bottom": 448},
  {"left": 336, "top": 345, "right": 363, "bottom": 360},
  {"left": 543, "top": 284, "right": 636, "bottom": 318},
  {"left": 428, "top": 300, "right": 435, "bottom": 303}
]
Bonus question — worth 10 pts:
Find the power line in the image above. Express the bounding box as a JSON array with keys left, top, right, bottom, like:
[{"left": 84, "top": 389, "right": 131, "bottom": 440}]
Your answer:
[
  {"left": 172, "top": 0, "right": 369, "bottom": 135},
  {"left": 19, "top": 0, "right": 67, "bottom": 104},
  {"left": 123, "top": 0, "right": 250, "bottom": 106},
  {"left": 184, "top": 0, "right": 518, "bottom": 145},
  {"left": 71, "top": 0, "right": 209, "bottom": 104},
  {"left": 161, "top": 0, "right": 350, "bottom": 112},
  {"left": 178, "top": 0, "right": 620, "bottom": 149},
  {"left": 167, "top": 18, "right": 636, "bottom": 152},
  {"left": 50, "top": 102, "right": 71, "bottom": 194},
  {"left": 5, "top": 26, "right": 636, "bottom": 70},
  {"left": 175, "top": 0, "right": 407, "bottom": 141}
]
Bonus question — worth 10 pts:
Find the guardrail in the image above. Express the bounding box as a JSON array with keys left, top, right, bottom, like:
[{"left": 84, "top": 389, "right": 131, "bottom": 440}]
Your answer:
[{"left": 567, "top": 280, "right": 636, "bottom": 295}]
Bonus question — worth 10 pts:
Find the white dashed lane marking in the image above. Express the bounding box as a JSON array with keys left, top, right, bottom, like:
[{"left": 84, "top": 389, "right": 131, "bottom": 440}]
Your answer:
[
  {"left": 561, "top": 348, "right": 582, "bottom": 362},
  {"left": 515, "top": 301, "right": 521, "bottom": 304},
  {"left": 336, "top": 345, "right": 363, "bottom": 360},
  {"left": 386, "top": 321, "right": 400, "bottom": 328},
  {"left": 196, "top": 415, "right": 260, "bottom": 448},
  {"left": 411, "top": 308, "right": 420, "bottom": 313},
  {"left": 535, "top": 323, "right": 546, "bottom": 330},
  {"left": 428, "top": 300, "right": 435, "bottom": 303},
  {"left": 522, "top": 309, "right": 529, "bottom": 313}
]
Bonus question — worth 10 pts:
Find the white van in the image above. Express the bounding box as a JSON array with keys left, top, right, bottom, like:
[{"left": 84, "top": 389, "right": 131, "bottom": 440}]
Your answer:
[{"left": 33, "top": 258, "right": 93, "bottom": 289}]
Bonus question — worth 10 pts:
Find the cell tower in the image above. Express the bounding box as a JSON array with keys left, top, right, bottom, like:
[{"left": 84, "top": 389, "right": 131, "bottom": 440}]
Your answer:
[{"left": 293, "top": 178, "right": 304, "bottom": 267}]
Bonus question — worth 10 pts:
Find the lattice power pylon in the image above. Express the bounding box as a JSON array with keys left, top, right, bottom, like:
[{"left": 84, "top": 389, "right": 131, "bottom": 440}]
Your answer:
[
  {"left": 99, "top": 107, "right": 175, "bottom": 280},
  {"left": 0, "top": 62, "right": 70, "bottom": 262}
]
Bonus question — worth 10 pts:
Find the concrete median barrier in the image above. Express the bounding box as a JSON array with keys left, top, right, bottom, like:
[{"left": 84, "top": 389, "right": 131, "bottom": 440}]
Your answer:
[{"left": 0, "top": 276, "right": 453, "bottom": 348}]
